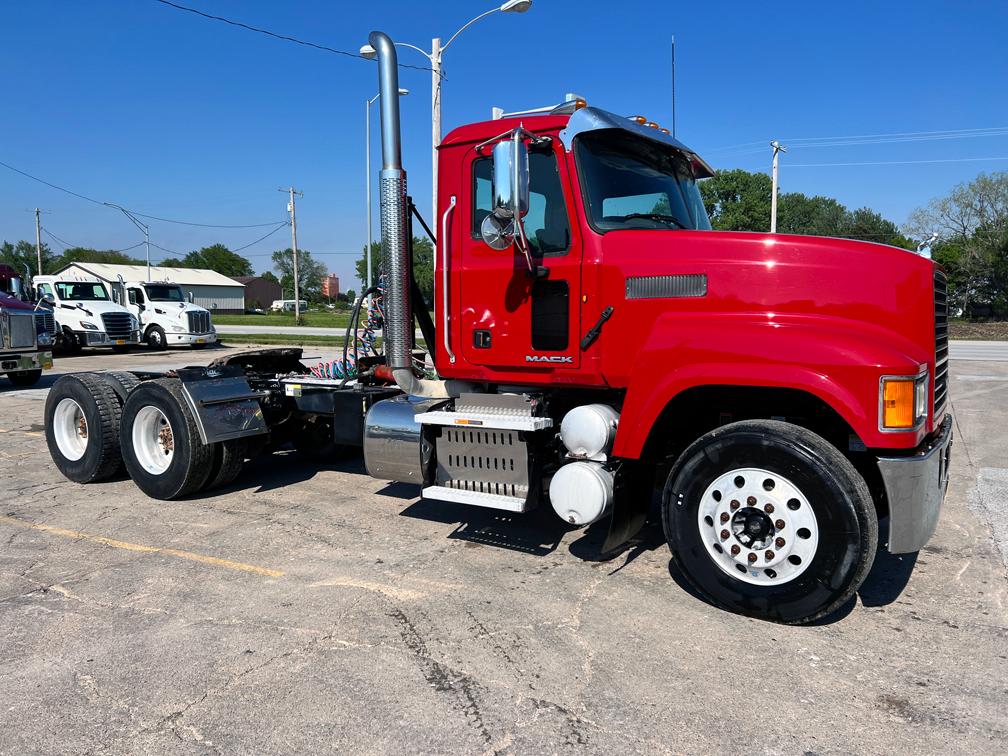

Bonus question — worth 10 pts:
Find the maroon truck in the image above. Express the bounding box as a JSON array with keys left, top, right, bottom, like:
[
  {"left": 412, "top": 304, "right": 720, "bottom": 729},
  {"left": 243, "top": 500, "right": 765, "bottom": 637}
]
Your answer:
[{"left": 0, "top": 264, "right": 55, "bottom": 387}]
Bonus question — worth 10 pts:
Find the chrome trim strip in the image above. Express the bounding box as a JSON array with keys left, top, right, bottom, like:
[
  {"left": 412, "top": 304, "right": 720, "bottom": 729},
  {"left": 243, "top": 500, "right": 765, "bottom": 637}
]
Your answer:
[{"left": 441, "top": 195, "right": 457, "bottom": 364}]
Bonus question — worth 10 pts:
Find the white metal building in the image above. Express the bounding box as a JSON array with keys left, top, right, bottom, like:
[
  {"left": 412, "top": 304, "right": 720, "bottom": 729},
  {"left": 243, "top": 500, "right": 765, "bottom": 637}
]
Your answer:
[{"left": 55, "top": 263, "right": 246, "bottom": 314}]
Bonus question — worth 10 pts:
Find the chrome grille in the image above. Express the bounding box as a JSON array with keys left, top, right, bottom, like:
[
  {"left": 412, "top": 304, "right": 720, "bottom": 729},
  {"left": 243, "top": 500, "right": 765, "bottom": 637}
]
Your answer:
[
  {"left": 934, "top": 270, "right": 949, "bottom": 414},
  {"left": 9, "top": 313, "right": 36, "bottom": 349},
  {"left": 101, "top": 311, "right": 133, "bottom": 339},
  {"left": 187, "top": 310, "right": 211, "bottom": 334},
  {"left": 35, "top": 311, "right": 56, "bottom": 337}
]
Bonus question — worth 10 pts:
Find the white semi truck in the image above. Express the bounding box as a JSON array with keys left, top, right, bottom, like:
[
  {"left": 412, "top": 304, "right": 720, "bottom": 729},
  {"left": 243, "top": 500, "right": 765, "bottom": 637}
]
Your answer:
[
  {"left": 122, "top": 280, "right": 216, "bottom": 350},
  {"left": 33, "top": 273, "right": 141, "bottom": 353}
]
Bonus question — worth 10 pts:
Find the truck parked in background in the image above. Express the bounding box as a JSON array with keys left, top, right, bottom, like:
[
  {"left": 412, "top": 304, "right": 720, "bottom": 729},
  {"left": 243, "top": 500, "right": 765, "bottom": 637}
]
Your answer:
[
  {"left": 33, "top": 273, "right": 140, "bottom": 353},
  {"left": 41, "top": 30, "right": 952, "bottom": 625},
  {"left": 1, "top": 264, "right": 54, "bottom": 386},
  {"left": 122, "top": 280, "right": 216, "bottom": 350}
]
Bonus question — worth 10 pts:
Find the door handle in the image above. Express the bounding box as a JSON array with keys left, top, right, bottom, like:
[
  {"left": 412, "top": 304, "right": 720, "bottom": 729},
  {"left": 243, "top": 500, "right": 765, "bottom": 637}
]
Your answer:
[{"left": 441, "top": 195, "right": 457, "bottom": 364}]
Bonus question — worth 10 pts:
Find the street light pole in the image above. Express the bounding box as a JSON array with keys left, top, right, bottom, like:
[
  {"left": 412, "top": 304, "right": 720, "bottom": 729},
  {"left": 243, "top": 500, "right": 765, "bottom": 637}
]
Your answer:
[
  {"left": 770, "top": 140, "right": 787, "bottom": 234},
  {"left": 104, "top": 202, "right": 151, "bottom": 281},
  {"left": 280, "top": 187, "right": 303, "bottom": 323},
  {"left": 366, "top": 88, "right": 408, "bottom": 305},
  {"left": 361, "top": 1, "right": 531, "bottom": 225}
]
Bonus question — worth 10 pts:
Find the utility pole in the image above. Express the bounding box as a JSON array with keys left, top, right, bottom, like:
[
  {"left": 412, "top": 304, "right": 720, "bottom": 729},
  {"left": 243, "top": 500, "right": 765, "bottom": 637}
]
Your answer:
[
  {"left": 670, "top": 36, "right": 676, "bottom": 139},
  {"left": 280, "top": 187, "right": 303, "bottom": 323},
  {"left": 770, "top": 140, "right": 787, "bottom": 233},
  {"left": 34, "top": 208, "right": 43, "bottom": 277}
]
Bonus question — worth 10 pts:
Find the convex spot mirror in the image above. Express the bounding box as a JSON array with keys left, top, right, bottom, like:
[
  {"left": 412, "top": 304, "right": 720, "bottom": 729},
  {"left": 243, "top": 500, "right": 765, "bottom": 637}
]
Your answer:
[{"left": 480, "top": 131, "right": 530, "bottom": 251}]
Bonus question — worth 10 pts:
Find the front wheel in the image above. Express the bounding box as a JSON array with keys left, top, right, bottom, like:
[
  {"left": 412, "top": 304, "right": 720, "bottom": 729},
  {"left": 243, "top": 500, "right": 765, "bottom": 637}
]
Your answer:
[
  {"left": 146, "top": 326, "right": 167, "bottom": 351},
  {"left": 663, "top": 420, "right": 877, "bottom": 625}
]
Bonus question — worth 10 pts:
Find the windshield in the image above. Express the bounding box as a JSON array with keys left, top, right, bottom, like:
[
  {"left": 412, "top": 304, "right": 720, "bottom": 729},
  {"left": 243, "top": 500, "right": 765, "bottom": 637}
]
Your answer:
[
  {"left": 55, "top": 282, "right": 109, "bottom": 301},
  {"left": 145, "top": 284, "right": 184, "bottom": 302},
  {"left": 575, "top": 130, "right": 712, "bottom": 232}
]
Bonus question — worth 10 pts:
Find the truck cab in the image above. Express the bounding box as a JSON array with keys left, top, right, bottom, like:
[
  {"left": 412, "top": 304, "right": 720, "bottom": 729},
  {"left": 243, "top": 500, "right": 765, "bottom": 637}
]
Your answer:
[
  {"left": 33, "top": 273, "right": 140, "bottom": 353},
  {"left": 1, "top": 265, "right": 54, "bottom": 386},
  {"left": 123, "top": 281, "right": 216, "bottom": 350}
]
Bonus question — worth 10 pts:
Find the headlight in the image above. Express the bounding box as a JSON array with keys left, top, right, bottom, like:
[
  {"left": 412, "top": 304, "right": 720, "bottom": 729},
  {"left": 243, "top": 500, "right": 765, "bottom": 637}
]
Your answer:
[
  {"left": 170, "top": 325, "right": 186, "bottom": 332},
  {"left": 37, "top": 332, "right": 52, "bottom": 347},
  {"left": 129, "top": 315, "right": 139, "bottom": 329},
  {"left": 880, "top": 371, "right": 928, "bottom": 430},
  {"left": 80, "top": 321, "right": 98, "bottom": 330}
]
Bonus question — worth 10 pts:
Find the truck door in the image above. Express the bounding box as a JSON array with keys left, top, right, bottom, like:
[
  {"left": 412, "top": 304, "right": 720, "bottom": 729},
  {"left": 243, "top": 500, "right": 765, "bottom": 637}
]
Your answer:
[
  {"left": 458, "top": 139, "right": 581, "bottom": 370},
  {"left": 127, "top": 287, "right": 145, "bottom": 323}
]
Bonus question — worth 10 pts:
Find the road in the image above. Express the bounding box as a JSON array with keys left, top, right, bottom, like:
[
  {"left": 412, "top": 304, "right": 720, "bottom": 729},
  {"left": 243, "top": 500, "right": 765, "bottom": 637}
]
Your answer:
[{"left": 0, "top": 344, "right": 1006, "bottom": 753}]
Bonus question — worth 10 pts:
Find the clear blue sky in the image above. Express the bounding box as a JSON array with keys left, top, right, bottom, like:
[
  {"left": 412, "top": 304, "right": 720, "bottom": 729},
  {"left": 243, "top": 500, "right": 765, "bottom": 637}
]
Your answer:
[{"left": 2, "top": 0, "right": 1007, "bottom": 285}]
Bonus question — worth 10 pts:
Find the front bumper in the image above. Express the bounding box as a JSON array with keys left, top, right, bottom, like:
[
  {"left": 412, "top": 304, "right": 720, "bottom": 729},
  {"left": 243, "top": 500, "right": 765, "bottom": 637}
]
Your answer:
[
  {"left": 166, "top": 331, "right": 217, "bottom": 346},
  {"left": 81, "top": 330, "right": 141, "bottom": 346},
  {"left": 877, "top": 414, "right": 953, "bottom": 553},
  {"left": 0, "top": 350, "right": 53, "bottom": 373}
]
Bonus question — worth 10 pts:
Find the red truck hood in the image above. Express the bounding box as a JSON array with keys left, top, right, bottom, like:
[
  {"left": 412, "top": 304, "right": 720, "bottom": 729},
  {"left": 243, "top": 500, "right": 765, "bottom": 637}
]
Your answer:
[
  {"left": 0, "top": 292, "right": 37, "bottom": 312},
  {"left": 600, "top": 229, "right": 936, "bottom": 358}
]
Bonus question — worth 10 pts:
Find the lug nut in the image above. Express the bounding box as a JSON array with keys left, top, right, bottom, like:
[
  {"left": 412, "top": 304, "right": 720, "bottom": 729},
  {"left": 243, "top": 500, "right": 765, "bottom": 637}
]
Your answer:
[
  {"left": 720, "top": 512, "right": 730, "bottom": 524},
  {"left": 764, "top": 503, "right": 775, "bottom": 514},
  {"left": 746, "top": 496, "right": 757, "bottom": 507},
  {"left": 775, "top": 519, "right": 785, "bottom": 529},
  {"left": 765, "top": 550, "right": 775, "bottom": 560},
  {"left": 730, "top": 500, "right": 740, "bottom": 511},
  {"left": 730, "top": 544, "right": 741, "bottom": 556},
  {"left": 720, "top": 529, "right": 730, "bottom": 540},
  {"left": 775, "top": 537, "right": 785, "bottom": 548},
  {"left": 747, "top": 552, "right": 758, "bottom": 563}
]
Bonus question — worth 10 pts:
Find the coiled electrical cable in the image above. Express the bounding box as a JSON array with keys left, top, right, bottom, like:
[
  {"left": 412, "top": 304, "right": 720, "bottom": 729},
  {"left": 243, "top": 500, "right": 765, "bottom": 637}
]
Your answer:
[{"left": 309, "top": 279, "right": 384, "bottom": 381}]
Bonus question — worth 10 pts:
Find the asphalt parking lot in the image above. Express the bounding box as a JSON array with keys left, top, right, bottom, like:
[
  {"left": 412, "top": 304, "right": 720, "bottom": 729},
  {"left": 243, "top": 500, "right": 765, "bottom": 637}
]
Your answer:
[{"left": 1, "top": 344, "right": 1006, "bottom": 754}]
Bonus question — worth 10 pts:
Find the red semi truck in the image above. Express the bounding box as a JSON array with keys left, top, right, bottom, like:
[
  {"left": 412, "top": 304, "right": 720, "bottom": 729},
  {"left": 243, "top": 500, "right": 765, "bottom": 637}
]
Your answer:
[
  {"left": 42, "top": 31, "right": 951, "bottom": 624},
  {"left": 1, "top": 264, "right": 55, "bottom": 386}
]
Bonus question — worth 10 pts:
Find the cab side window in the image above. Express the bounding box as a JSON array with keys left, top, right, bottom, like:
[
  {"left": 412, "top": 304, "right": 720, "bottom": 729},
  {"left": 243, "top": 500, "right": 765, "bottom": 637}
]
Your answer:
[
  {"left": 471, "top": 148, "right": 571, "bottom": 257},
  {"left": 37, "top": 283, "right": 54, "bottom": 299}
]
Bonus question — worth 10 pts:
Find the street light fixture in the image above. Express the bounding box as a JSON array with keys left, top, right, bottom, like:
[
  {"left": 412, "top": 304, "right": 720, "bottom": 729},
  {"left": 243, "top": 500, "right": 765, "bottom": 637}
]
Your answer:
[
  {"left": 104, "top": 202, "right": 151, "bottom": 282},
  {"left": 366, "top": 87, "right": 409, "bottom": 302},
  {"left": 360, "top": 1, "right": 532, "bottom": 223}
]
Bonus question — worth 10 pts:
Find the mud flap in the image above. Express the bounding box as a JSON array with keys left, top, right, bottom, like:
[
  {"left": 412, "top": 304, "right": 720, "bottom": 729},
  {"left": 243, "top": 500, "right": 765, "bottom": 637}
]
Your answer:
[
  {"left": 175, "top": 366, "right": 269, "bottom": 444},
  {"left": 601, "top": 461, "right": 652, "bottom": 553}
]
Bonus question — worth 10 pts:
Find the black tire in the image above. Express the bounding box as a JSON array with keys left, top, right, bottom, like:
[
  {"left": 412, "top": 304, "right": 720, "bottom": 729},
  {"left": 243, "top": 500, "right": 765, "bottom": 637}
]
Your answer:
[
  {"left": 203, "top": 439, "right": 247, "bottom": 491},
  {"left": 662, "top": 419, "right": 877, "bottom": 625},
  {"left": 95, "top": 371, "right": 141, "bottom": 405},
  {"left": 146, "top": 326, "right": 167, "bottom": 351},
  {"left": 59, "top": 330, "right": 82, "bottom": 355},
  {"left": 44, "top": 373, "right": 123, "bottom": 483},
  {"left": 119, "top": 378, "right": 215, "bottom": 499},
  {"left": 6, "top": 370, "right": 42, "bottom": 387}
]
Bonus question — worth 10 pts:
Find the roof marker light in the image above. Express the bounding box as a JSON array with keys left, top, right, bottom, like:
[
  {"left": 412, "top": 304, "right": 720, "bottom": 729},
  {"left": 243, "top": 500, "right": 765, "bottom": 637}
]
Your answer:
[{"left": 630, "top": 115, "right": 647, "bottom": 124}]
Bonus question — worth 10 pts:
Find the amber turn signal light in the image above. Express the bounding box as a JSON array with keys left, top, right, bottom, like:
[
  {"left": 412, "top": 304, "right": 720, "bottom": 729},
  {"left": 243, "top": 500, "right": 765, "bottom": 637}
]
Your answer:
[{"left": 881, "top": 378, "right": 915, "bottom": 429}]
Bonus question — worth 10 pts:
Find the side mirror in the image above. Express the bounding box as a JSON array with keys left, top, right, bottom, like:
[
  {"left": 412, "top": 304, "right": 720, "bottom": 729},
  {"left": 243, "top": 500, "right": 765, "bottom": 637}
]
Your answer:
[
  {"left": 188, "top": 291, "right": 194, "bottom": 303},
  {"left": 481, "top": 131, "right": 530, "bottom": 250},
  {"left": 42, "top": 293, "right": 55, "bottom": 306}
]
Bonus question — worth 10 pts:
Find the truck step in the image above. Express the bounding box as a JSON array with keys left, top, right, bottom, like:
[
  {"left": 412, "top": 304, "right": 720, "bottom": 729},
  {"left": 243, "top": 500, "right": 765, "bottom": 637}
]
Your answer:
[
  {"left": 416, "top": 410, "right": 552, "bottom": 432},
  {"left": 422, "top": 485, "right": 529, "bottom": 513}
]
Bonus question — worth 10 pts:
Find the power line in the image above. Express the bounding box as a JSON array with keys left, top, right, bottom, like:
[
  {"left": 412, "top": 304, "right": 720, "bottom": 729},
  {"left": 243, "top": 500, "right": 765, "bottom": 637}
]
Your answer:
[
  {"left": 151, "top": 0, "right": 434, "bottom": 73},
  {"left": 787, "top": 156, "right": 1008, "bottom": 168},
  {"left": 0, "top": 158, "right": 285, "bottom": 228},
  {"left": 42, "top": 226, "right": 146, "bottom": 254},
  {"left": 231, "top": 221, "right": 290, "bottom": 252}
]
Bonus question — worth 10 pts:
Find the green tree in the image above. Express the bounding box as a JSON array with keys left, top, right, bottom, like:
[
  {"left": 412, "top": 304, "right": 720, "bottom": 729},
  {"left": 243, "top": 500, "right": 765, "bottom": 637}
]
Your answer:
[
  {"left": 260, "top": 270, "right": 280, "bottom": 285},
  {"left": 907, "top": 171, "right": 1008, "bottom": 316},
  {"left": 50, "top": 246, "right": 146, "bottom": 270},
  {"left": 699, "top": 169, "right": 772, "bottom": 231},
  {"left": 0, "top": 239, "right": 55, "bottom": 276},
  {"left": 271, "top": 248, "right": 327, "bottom": 303},
  {"left": 174, "top": 243, "right": 253, "bottom": 277},
  {"left": 355, "top": 237, "right": 434, "bottom": 305}
]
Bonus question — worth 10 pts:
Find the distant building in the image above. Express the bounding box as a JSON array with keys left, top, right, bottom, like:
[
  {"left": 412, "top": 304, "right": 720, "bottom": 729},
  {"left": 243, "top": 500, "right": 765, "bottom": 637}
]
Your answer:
[
  {"left": 55, "top": 262, "right": 245, "bottom": 314},
  {"left": 232, "top": 276, "right": 282, "bottom": 311},
  {"left": 321, "top": 274, "right": 340, "bottom": 300}
]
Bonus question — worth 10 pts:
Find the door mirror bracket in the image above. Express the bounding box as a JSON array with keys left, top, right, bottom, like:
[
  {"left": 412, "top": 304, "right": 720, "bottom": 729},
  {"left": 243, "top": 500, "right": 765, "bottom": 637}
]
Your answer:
[{"left": 480, "top": 128, "right": 537, "bottom": 273}]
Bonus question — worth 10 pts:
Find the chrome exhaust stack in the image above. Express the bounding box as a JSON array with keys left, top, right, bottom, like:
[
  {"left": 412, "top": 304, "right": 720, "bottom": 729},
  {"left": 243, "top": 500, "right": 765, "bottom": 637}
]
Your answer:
[{"left": 369, "top": 31, "right": 449, "bottom": 399}]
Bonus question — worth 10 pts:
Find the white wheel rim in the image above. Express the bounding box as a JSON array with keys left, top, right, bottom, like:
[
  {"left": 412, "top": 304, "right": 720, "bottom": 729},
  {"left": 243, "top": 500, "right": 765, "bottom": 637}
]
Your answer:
[
  {"left": 697, "top": 467, "right": 819, "bottom": 586},
  {"left": 132, "top": 405, "right": 175, "bottom": 475},
  {"left": 53, "top": 398, "right": 88, "bottom": 461}
]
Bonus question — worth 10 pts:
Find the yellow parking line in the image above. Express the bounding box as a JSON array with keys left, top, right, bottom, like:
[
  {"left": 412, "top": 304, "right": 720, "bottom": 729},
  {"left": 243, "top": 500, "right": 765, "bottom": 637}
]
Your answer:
[{"left": 0, "top": 514, "right": 283, "bottom": 578}]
